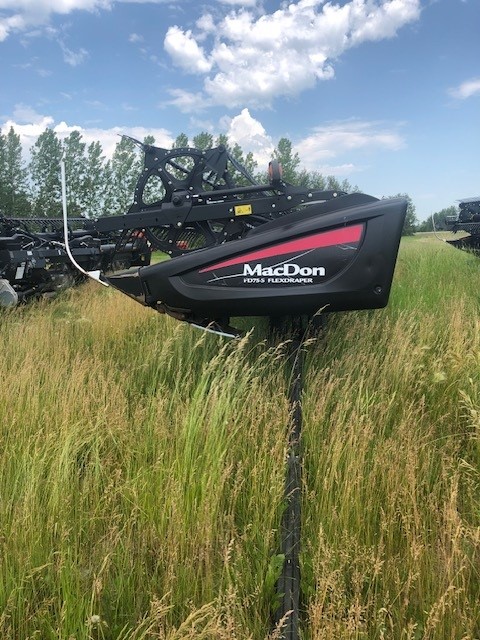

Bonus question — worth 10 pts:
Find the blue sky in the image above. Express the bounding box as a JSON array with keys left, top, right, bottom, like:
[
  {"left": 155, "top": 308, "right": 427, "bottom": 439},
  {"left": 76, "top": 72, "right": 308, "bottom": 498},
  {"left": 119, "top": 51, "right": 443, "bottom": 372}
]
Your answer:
[{"left": 0, "top": 0, "right": 479, "bottom": 221}]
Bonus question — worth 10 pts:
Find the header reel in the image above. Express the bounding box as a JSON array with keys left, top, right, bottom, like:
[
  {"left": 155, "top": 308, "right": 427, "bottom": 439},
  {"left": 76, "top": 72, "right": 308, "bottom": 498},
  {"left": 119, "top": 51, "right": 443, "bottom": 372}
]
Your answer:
[{"left": 100, "top": 137, "right": 346, "bottom": 259}]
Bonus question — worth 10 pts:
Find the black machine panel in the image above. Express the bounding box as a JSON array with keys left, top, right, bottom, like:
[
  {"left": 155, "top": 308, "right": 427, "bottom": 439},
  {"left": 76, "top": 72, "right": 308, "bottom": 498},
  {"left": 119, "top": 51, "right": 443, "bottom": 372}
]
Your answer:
[{"left": 107, "top": 196, "right": 407, "bottom": 326}]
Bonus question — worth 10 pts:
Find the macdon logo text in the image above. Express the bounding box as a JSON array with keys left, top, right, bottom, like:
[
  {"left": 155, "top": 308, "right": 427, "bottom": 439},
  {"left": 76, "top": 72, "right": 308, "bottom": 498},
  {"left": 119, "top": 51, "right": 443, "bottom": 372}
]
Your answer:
[{"left": 243, "top": 263, "right": 326, "bottom": 277}]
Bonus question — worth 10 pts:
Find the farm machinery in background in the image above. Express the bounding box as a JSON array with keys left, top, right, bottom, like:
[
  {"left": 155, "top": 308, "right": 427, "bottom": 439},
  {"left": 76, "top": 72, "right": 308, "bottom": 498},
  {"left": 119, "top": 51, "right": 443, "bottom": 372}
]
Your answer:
[
  {"left": 443, "top": 196, "right": 480, "bottom": 254},
  {"left": 0, "top": 214, "right": 151, "bottom": 308}
]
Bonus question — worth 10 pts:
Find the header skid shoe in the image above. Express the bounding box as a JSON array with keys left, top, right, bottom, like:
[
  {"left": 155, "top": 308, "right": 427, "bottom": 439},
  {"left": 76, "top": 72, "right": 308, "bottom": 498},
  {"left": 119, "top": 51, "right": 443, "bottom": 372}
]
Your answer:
[{"left": 107, "top": 194, "right": 407, "bottom": 336}]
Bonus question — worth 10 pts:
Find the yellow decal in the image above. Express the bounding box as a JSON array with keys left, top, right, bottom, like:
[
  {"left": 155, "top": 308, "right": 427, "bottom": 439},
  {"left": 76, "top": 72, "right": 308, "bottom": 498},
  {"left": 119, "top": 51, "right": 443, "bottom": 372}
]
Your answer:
[{"left": 234, "top": 204, "right": 252, "bottom": 216}]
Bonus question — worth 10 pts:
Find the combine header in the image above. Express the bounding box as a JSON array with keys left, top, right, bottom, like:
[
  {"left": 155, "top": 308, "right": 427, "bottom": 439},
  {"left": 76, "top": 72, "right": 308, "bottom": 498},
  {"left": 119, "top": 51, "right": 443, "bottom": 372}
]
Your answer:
[
  {"left": 444, "top": 196, "right": 480, "bottom": 253},
  {"left": 55, "top": 138, "right": 407, "bottom": 337}
]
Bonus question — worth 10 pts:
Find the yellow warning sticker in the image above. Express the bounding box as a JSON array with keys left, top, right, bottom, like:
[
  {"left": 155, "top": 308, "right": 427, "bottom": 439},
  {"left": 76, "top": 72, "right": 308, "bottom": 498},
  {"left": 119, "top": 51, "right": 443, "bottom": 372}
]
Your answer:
[{"left": 234, "top": 204, "right": 252, "bottom": 216}]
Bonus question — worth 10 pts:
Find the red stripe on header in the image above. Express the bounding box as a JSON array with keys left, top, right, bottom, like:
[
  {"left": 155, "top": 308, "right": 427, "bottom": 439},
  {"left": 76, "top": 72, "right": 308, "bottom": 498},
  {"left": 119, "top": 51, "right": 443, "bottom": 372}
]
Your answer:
[{"left": 199, "top": 224, "right": 364, "bottom": 273}]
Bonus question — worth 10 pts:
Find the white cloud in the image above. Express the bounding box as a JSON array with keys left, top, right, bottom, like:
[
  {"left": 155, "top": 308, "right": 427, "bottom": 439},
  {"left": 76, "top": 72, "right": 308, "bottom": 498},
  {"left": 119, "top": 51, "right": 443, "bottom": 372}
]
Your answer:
[
  {"left": 0, "top": 0, "right": 112, "bottom": 40},
  {"left": 164, "top": 26, "right": 212, "bottom": 74},
  {"left": 316, "top": 163, "right": 358, "bottom": 176},
  {"left": 165, "top": 0, "right": 421, "bottom": 109},
  {"left": 60, "top": 43, "right": 89, "bottom": 66},
  {"left": 164, "top": 88, "right": 211, "bottom": 113},
  {"left": 12, "top": 103, "right": 48, "bottom": 124},
  {"left": 216, "top": 0, "right": 257, "bottom": 5},
  {"left": 294, "top": 119, "right": 406, "bottom": 171},
  {"left": 1, "top": 106, "right": 173, "bottom": 160},
  {"left": 448, "top": 77, "right": 480, "bottom": 100},
  {"left": 128, "top": 32, "right": 144, "bottom": 43},
  {"left": 349, "top": 0, "right": 421, "bottom": 44},
  {"left": 0, "top": 13, "right": 26, "bottom": 40},
  {"left": 195, "top": 13, "right": 216, "bottom": 35},
  {"left": 223, "top": 108, "right": 274, "bottom": 166}
]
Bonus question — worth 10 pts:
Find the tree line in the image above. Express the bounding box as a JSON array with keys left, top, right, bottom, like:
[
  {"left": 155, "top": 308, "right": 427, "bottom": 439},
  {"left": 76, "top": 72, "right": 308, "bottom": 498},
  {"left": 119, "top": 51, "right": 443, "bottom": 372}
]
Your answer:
[
  {"left": 0, "top": 126, "right": 417, "bottom": 233},
  {"left": 416, "top": 207, "right": 458, "bottom": 232}
]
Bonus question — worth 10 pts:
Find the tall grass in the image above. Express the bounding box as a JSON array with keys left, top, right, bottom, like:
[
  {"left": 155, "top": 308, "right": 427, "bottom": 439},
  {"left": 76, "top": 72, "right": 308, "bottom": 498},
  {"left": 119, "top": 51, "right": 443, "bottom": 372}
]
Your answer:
[
  {"left": 302, "top": 238, "right": 480, "bottom": 639},
  {"left": 0, "top": 288, "right": 288, "bottom": 638},
  {"left": 0, "top": 236, "right": 479, "bottom": 638}
]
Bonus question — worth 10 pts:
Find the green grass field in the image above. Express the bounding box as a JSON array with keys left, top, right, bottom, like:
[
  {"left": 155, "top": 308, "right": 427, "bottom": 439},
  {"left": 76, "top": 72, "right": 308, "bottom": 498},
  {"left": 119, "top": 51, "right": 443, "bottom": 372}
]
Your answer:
[{"left": 0, "top": 235, "right": 479, "bottom": 639}]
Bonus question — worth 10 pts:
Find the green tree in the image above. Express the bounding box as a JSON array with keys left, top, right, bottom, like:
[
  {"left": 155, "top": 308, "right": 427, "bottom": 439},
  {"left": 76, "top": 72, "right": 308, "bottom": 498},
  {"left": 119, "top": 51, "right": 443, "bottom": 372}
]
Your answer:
[
  {"left": 106, "top": 136, "right": 142, "bottom": 215},
  {"left": 416, "top": 206, "right": 457, "bottom": 232},
  {"left": 29, "top": 128, "right": 62, "bottom": 217},
  {"left": 291, "top": 167, "right": 357, "bottom": 193},
  {"left": 173, "top": 133, "right": 189, "bottom": 149},
  {"left": 325, "top": 175, "right": 343, "bottom": 192},
  {"left": 387, "top": 193, "right": 417, "bottom": 236},
  {"left": 214, "top": 133, "right": 229, "bottom": 149},
  {"left": 0, "top": 127, "right": 31, "bottom": 216},
  {"left": 243, "top": 151, "right": 258, "bottom": 180},
  {"left": 82, "top": 141, "right": 108, "bottom": 218},
  {"left": 273, "top": 138, "right": 300, "bottom": 183},
  {"left": 341, "top": 178, "right": 359, "bottom": 193},
  {"left": 62, "top": 130, "right": 87, "bottom": 217},
  {"left": 229, "top": 142, "right": 258, "bottom": 185},
  {"left": 0, "top": 129, "right": 6, "bottom": 212},
  {"left": 192, "top": 132, "right": 213, "bottom": 151},
  {"left": 296, "top": 168, "right": 326, "bottom": 189}
]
